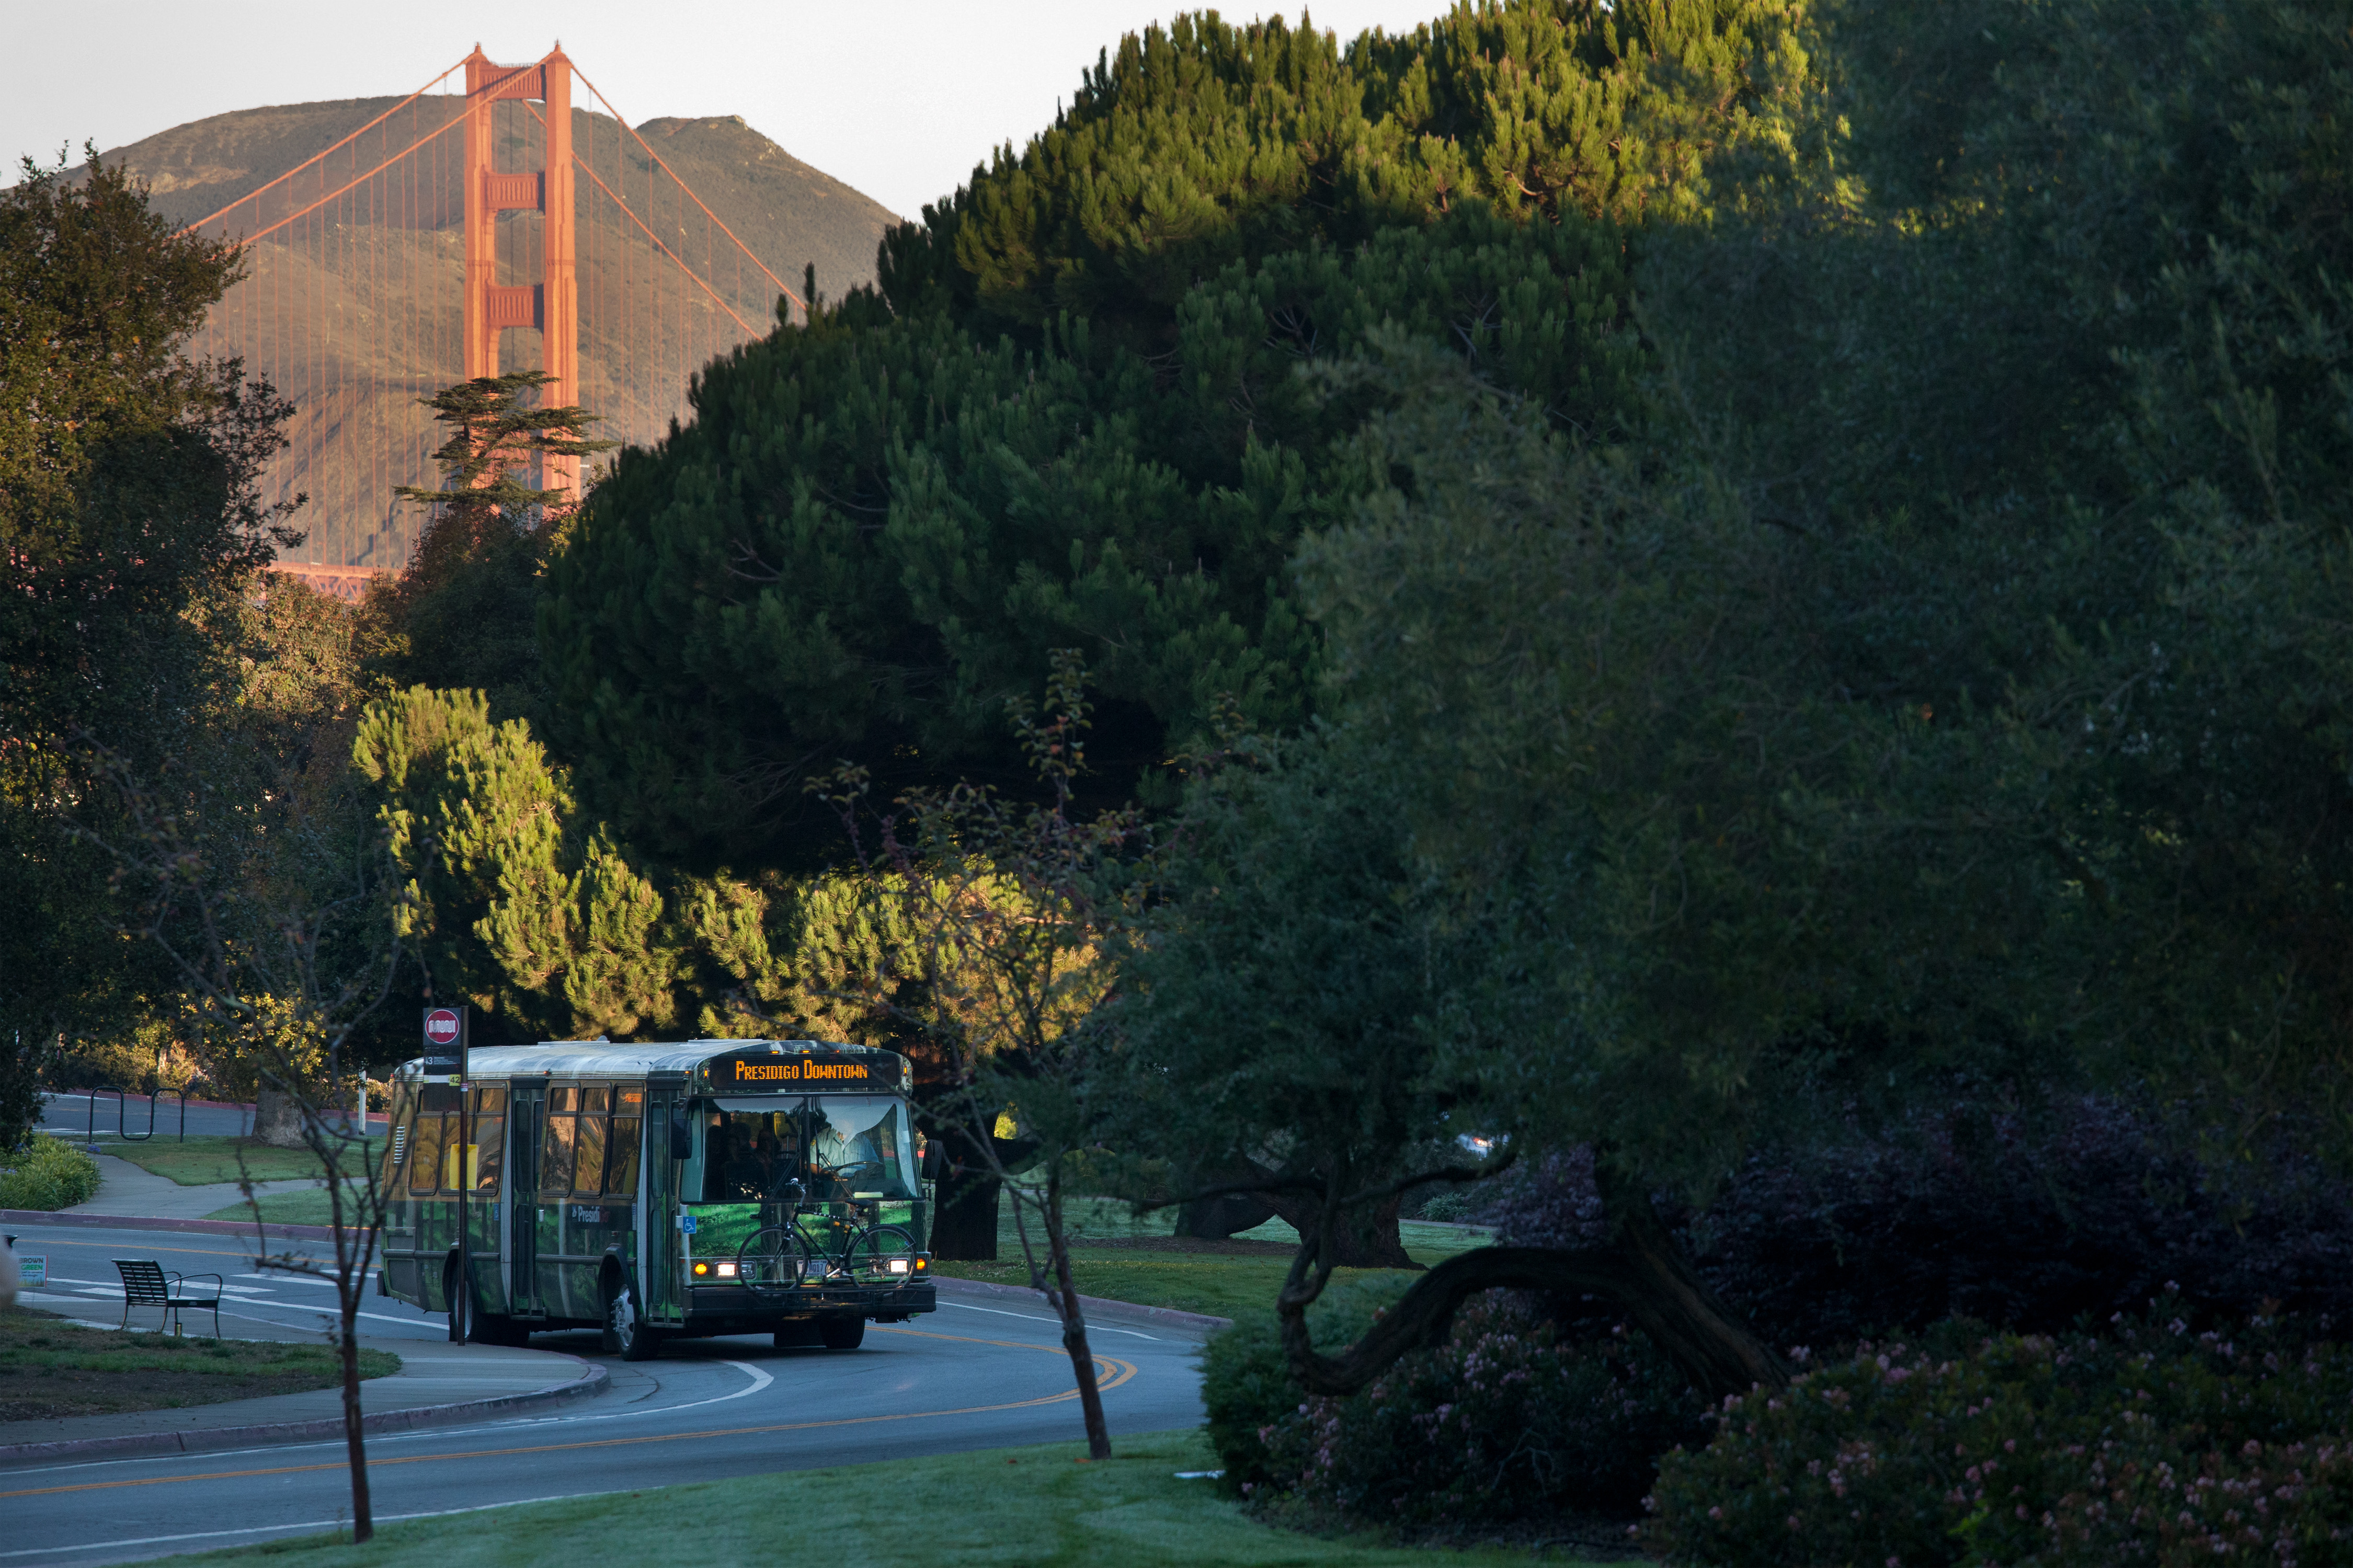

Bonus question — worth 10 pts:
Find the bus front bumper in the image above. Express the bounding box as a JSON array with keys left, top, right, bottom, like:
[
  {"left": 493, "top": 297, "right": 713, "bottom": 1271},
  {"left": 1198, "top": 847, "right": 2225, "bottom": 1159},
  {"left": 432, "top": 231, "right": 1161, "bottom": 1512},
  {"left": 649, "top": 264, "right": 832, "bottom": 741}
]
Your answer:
[{"left": 686, "top": 1281, "right": 937, "bottom": 1320}]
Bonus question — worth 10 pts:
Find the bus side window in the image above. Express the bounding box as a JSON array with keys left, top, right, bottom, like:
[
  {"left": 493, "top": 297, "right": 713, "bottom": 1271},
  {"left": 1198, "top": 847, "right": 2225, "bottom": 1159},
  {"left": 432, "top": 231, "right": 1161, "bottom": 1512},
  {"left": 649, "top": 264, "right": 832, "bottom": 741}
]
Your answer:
[
  {"left": 573, "top": 1088, "right": 609, "bottom": 1197},
  {"left": 469, "top": 1086, "right": 506, "bottom": 1192},
  {"left": 380, "top": 1082, "right": 416, "bottom": 1192},
  {"left": 409, "top": 1111, "right": 447, "bottom": 1195},
  {"left": 542, "top": 1085, "right": 577, "bottom": 1196},
  {"left": 608, "top": 1088, "right": 643, "bottom": 1200}
]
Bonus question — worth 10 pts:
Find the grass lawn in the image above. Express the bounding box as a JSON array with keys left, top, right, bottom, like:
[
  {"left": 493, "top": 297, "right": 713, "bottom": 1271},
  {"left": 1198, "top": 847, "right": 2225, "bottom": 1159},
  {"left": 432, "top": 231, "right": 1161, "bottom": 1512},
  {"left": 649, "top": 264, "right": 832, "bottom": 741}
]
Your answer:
[
  {"left": 101, "top": 1134, "right": 381, "bottom": 1187},
  {"left": 928, "top": 1198, "right": 1494, "bottom": 1321},
  {"left": 183, "top": 1428, "right": 1594, "bottom": 1567},
  {"left": 201, "top": 1185, "right": 373, "bottom": 1226},
  {"left": 0, "top": 1304, "right": 398, "bottom": 1424}
]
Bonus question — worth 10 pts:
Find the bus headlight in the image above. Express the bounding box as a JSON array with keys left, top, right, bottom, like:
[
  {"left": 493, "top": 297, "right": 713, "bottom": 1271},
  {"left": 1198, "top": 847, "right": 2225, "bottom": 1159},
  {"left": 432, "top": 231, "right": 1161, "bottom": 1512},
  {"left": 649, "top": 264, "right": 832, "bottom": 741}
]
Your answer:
[
  {"left": 716, "top": 1262, "right": 738, "bottom": 1278},
  {"left": 887, "top": 1258, "right": 910, "bottom": 1275}
]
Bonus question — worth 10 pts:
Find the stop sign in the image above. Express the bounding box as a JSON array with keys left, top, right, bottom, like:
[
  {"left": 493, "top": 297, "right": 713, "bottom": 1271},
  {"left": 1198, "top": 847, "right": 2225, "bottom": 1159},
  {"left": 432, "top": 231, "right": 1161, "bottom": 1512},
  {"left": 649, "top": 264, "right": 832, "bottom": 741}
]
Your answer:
[{"left": 424, "top": 1008, "right": 461, "bottom": 1047}]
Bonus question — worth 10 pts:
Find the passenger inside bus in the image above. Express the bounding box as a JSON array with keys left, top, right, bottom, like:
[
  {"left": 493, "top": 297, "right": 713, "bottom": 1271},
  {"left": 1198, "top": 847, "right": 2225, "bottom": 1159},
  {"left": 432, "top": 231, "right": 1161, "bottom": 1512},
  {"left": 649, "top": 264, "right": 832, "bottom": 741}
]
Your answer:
[{"left": 706, "top": 1112, "right": 806, "bottom": 1203}]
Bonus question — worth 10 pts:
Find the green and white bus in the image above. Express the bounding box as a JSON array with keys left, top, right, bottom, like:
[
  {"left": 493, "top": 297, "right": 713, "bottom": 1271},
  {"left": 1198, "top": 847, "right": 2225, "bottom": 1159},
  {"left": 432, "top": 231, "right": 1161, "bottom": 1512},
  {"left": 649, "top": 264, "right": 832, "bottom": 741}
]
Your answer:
[{"left": 376, "top": 1038, "right": 935, "bottom": 1358}]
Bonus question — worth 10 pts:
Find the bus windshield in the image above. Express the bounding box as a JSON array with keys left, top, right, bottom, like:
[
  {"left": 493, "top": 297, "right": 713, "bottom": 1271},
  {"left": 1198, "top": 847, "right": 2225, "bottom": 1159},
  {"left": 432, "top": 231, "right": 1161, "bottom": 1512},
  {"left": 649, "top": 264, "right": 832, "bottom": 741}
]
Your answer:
[{"left": 704, "top": 1095, "right": 918, "bottom": 1203}]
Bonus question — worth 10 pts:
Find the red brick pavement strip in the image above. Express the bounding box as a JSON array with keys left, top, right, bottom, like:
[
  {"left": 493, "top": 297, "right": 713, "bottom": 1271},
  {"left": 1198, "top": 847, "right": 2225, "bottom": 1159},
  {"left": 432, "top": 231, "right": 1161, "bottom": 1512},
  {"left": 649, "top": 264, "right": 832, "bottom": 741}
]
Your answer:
[
  {"left": 0, "top": 1209, "right": 347, "bottom": 1243},
  {"left": 0, "top": 1359, "right": 607, "bottom": 1464},
  {"left": 50, "top": 1089, "right": 256, "bottom": 1114},
  {"left": 43, "top": 1089, "right": 387, "bottom": 1128}
]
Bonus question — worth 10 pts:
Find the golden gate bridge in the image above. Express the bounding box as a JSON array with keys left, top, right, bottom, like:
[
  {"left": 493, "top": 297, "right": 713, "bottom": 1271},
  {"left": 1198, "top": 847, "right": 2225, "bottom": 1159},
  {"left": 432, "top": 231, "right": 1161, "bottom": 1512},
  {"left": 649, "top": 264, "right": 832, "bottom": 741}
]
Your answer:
[{"left": 178, "top": 45, "right": 803, "bottom": 598}]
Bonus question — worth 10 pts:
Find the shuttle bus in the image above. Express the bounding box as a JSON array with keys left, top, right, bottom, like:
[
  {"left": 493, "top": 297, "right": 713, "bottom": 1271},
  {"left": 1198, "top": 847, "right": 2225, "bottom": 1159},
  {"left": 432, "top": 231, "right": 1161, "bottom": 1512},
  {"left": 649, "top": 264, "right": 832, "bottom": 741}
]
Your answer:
[{"left": 376, "top": 1038, "right": 935, "bottom": 1358}]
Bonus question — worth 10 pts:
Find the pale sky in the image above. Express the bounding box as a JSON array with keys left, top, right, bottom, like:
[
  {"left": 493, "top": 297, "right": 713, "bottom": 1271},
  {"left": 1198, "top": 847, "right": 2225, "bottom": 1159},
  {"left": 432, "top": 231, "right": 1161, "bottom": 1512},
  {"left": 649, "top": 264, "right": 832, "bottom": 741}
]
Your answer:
[{"left": 4, "top": 2, "right": 1445, "bottom": 220}]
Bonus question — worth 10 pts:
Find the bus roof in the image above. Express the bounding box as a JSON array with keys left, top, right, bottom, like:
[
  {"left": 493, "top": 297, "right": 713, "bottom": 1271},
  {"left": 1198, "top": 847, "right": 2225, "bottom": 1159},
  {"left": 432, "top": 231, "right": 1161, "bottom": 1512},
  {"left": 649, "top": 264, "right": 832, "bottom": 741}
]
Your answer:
[{"left": 396, "top": 1038, "right": 905, "bottom": 1082}]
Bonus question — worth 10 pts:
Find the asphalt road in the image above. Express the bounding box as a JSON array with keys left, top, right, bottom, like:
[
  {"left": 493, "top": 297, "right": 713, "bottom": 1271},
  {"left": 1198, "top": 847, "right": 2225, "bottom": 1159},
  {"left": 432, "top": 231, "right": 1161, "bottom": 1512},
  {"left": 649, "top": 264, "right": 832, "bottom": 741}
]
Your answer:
[
  {"left": 1, "top": 1222, "right": 1207, "bottom": 1567},
  {"left": 36, "top": 1094, "right": 265, "bottom": 1144}
]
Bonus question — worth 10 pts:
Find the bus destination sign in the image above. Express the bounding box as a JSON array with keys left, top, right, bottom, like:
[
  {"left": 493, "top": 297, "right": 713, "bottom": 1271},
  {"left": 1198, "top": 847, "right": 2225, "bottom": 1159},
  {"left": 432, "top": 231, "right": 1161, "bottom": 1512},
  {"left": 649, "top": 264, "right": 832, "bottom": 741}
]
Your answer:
[{"left": 703, "top": 1049, "right": 898, "bottom": 1092}]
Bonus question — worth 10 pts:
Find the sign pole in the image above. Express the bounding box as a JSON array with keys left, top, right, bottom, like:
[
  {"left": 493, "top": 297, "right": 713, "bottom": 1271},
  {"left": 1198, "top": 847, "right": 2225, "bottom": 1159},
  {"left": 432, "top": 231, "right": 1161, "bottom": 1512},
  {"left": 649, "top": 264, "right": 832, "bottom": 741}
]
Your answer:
[{"left": 424, "top": 1007, "right": 472, "bottom": 1341}]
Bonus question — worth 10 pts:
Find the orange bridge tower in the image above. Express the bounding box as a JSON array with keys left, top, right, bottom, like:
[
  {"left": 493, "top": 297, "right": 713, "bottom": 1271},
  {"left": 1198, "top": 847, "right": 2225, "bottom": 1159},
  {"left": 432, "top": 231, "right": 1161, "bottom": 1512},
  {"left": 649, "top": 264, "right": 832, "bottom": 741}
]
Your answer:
[{"left": 463, "top": 43, "right": 579, "bottom": 496}]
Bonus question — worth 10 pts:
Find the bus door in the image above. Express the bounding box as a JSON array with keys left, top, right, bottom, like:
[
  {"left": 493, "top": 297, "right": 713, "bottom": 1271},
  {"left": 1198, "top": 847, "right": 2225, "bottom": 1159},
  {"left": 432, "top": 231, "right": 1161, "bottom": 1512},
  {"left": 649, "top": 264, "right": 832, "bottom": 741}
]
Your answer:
[
  {"left": 646, "top": 1085, "right": 685, "bottom": 1324},
  {"left": 507, "top": 1082, "right": 545, "bottom": 1319}
]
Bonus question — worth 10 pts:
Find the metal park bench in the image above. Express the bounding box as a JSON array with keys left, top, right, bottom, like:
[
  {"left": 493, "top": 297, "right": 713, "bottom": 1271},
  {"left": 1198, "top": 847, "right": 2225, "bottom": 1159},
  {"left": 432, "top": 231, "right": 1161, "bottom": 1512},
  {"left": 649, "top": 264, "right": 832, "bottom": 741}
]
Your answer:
[{"left": 113, "top": 1258, "right": 222, "bottom": 1337}]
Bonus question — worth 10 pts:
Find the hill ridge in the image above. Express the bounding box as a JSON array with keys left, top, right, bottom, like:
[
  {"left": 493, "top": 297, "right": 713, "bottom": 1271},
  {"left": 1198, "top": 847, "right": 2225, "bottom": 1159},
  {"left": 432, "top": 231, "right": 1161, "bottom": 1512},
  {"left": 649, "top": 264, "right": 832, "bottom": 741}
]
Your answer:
[{"left": 89, "top": 96, "right": 899, "bottom": 567}]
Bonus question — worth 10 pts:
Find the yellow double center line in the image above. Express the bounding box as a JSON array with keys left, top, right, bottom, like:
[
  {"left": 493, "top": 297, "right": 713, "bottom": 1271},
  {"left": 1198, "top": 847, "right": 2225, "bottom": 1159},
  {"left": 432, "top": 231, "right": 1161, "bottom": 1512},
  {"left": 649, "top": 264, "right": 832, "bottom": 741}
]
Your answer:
[{"left": 4, "top": 1330, "right": 1138, "bottom": 1501}]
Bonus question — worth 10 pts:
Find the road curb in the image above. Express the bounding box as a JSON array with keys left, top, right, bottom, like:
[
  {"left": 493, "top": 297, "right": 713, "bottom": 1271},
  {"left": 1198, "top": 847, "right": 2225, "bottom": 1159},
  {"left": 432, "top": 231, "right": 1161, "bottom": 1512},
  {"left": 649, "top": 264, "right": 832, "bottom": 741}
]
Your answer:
[
  {"left": 931, "top": 1273, "right": 1232, "bottom": 1332},
  {"left": 48, "top": 1089, "right": 255, "bottom": 1114},
  {"left": 0, "top": 1355, "right": 607, "bottom": 1466},
  {"left": 0, "top": 1209, "right": 351, "bottom": 1243}
]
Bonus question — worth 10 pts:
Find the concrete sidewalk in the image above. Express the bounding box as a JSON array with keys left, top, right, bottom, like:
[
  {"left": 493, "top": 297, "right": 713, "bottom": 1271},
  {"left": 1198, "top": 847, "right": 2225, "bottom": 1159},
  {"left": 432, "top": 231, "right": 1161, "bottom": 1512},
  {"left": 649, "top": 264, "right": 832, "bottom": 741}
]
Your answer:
[
  {"left": 0, "top": 1323, "right": 604, "bottom": 1461},
  {"left": 61, "top": 1153, "right": 328, "bottom": 1221}
]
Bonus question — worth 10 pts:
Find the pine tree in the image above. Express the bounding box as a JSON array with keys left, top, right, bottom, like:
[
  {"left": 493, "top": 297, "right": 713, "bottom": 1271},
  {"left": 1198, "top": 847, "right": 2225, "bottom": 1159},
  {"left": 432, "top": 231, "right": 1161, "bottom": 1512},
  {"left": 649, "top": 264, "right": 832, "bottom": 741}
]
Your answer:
[
  {"left": 363, "top": 372, "right": 613, "bottom": 723},
  {"left": 543, "top": 2, "right": 1792, "bottom": 868}
]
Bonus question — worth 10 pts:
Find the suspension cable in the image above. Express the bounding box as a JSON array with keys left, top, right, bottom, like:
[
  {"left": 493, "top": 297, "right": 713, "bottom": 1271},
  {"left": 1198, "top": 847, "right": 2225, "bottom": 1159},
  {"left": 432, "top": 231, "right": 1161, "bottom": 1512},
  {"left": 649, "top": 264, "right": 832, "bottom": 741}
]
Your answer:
[
  {"left": 178, "top": 59, "right": 466, "bottom": 237},
  {"left": 565, "top": 61, "right": 805, "bottom": 315}
]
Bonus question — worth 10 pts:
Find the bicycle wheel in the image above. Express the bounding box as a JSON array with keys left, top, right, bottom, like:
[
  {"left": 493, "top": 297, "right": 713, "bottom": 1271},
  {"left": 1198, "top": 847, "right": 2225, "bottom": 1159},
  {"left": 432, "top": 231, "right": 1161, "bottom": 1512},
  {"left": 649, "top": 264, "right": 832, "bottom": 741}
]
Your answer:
[
  {"left": 737, "top": 1224, "right": 814, "bottom": 1297},
  {"left": 839, "top": 1223, "right": 921, "bottom": 1284}
]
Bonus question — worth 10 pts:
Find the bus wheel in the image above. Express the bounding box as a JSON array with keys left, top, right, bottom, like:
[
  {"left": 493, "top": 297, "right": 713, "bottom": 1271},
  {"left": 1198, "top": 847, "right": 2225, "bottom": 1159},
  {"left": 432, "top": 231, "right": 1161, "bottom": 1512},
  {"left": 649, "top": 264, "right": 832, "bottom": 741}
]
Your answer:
[
  {"left": 818, "top": 1315, "right": 865, "bottom": 1351},
  {"left": 603, "top": 1270, "right": 663, "bottom": 1361}
]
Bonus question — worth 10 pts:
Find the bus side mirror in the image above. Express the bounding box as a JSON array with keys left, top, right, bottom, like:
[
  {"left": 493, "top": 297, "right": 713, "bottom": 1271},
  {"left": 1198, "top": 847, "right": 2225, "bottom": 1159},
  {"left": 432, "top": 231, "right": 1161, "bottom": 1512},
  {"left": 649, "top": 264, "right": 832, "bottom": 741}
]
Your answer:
[{"left": 668, "top": 1107, "right": 693, "bottom": 1161}]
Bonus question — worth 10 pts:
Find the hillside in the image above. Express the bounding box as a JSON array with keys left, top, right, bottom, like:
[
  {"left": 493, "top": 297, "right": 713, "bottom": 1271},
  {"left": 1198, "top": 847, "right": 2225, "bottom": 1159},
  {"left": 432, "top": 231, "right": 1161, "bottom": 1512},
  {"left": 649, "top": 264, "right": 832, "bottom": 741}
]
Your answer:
[{"left": 94, "top": 96, "right": 900, "bottom": 568}]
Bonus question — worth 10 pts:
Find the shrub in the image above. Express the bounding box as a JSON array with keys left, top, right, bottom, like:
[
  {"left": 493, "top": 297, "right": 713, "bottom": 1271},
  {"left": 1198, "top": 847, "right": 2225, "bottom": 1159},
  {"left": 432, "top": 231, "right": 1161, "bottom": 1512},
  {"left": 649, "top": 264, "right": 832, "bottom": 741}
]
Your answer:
[
  {"left": 1202, "top": 1275, "right": 1407, "bottom": 1490},
  {"left": 1646, "top": 1304, "right": 2353, "bottom": 1566},
  {"left": 1490, "top": 1104, "right": 2353, "bottom": 1349},
  {"left": 0, "top": 1134, "right": 101, "bottom": 1210},
  {"left": 1254, "top": 1294, "right": 1711, "bottom": 1529},
  {"left": 1412, "top": 1186, "right": 1495, "bottom": 1224}
]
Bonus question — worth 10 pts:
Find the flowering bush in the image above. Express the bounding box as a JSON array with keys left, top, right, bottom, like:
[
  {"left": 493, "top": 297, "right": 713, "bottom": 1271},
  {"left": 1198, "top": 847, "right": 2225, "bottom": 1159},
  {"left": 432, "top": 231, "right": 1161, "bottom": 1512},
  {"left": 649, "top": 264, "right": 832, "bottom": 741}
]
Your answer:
[
  {"left": 1646, "top": 1303, "right": 2353, "bottom": 1566},
  {"left": 1202, "top": 1275, "right": 1405, "bottom": 1491},
  {"left": 1255, "top": 1295, "right": 1709, "bottom": 1527}
]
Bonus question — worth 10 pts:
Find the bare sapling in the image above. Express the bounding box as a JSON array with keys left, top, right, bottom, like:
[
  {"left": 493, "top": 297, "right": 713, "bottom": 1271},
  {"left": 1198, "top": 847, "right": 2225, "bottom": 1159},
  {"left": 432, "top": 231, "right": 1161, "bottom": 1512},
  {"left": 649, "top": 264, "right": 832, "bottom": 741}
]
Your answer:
[
  {"left": 813, "top": 651, "right": 1145, "bottom": 1461},
  {"left": 75, "top": 737, "right": 408, "bottom": 1542}
]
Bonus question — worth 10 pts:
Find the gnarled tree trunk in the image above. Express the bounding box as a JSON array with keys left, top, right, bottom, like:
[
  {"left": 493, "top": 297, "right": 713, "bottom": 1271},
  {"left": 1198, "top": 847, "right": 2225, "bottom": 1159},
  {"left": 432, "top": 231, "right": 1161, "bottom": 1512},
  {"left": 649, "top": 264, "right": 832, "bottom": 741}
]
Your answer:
[
  {"left": 1278, "top": 1192, "right": 1786, "bottom": 1402},
  {"left": 1175, "top": 1191, "right": 1276, "bottom": 1239},
  {"left": 1263, "top": 1185, "right": 1418, "bottom": 1269}
]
